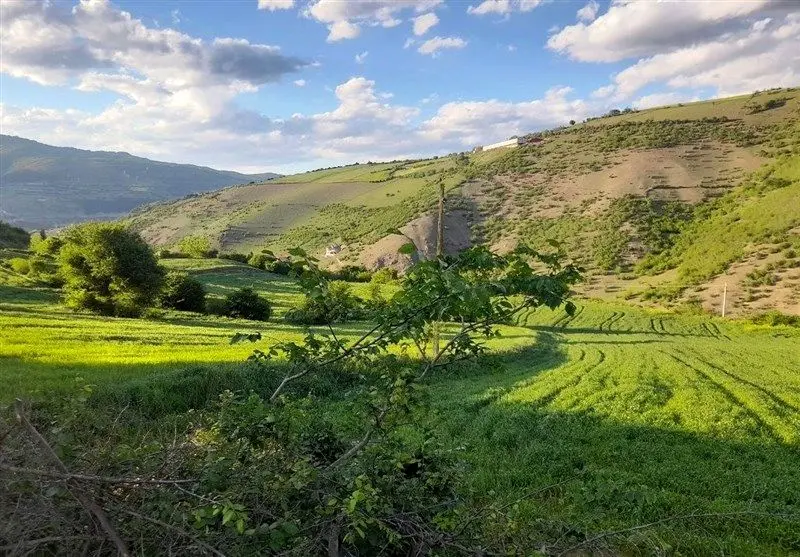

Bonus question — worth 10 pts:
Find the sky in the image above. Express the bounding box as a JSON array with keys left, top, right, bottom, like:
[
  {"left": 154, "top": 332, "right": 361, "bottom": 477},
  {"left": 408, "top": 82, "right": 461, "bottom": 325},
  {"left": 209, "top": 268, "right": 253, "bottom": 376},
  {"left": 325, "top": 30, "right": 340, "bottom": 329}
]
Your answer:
[{"left": 1, "top": 0, "right": 799, "bottom": 174}]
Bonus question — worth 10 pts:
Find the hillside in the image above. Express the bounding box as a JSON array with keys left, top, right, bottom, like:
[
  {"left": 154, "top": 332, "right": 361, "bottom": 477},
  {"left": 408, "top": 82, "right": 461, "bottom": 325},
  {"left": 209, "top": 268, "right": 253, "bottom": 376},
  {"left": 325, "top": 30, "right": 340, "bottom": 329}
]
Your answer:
[
  {"left": 127, "top": 88, "right": 800, "bottom": 316},
  {"left": 0, "top": 135, "right": 279, "bottom": 229}
]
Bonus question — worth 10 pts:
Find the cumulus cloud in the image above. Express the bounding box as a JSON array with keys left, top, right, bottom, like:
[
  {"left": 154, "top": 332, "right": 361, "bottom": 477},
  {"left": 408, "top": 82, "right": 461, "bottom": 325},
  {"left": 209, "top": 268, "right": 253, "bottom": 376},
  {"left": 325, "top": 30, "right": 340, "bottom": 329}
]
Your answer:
[
  {"left": 548, "top": 0, "right": 791, "bottom": 62},
  {"left": 2, "top": 75, "right": 595, "bottom": 172},
  {"left": 418, "top": 36, "right": 467, "bottom": 56},
  {"left": 0, "top": 0, "right": 308, "bottom": 86},
  {"left": 420, "top": 86, "right": 588, "bottom": 146},
  {"left": 467, "top": 0, "right": 542, "bottom": 17},
  {"left": 305, "top": 0, "right": 442, "bottom": 41},
  {"left": 546, "top": 1, "right": 800, "bottom": 103},
  {"left": 413, "top": 12, "right": 439, "bottom": 36},
  {"left": 293, "top": 79, "right": 306, "bottom": 87},
  {"left": 576, "top": 0, "right": 598, "bottom": 23},
  {"left": 257, "top": 0, "right": 294, "bottom": 10}
]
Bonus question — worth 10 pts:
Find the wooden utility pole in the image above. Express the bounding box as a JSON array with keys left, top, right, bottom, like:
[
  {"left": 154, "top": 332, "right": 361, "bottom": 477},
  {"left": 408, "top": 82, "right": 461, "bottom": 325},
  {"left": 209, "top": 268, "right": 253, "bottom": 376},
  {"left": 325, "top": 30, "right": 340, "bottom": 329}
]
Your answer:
[
  {"left": 432, "top": 180, "right": 445, "bottom": 357},
  {"left": 721, "top": 283, "right": 727, "bottom": 318}
]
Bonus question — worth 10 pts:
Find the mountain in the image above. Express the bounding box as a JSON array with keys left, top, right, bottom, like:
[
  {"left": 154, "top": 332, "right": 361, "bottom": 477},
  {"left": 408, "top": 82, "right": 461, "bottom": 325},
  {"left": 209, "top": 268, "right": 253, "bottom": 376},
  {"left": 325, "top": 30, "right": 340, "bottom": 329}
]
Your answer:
[
  {"left": 130, "top": 88, "right": 799, "bottom": 316},
  {"left": 0, "top": 135, "right": 279, "bottom": 229}
]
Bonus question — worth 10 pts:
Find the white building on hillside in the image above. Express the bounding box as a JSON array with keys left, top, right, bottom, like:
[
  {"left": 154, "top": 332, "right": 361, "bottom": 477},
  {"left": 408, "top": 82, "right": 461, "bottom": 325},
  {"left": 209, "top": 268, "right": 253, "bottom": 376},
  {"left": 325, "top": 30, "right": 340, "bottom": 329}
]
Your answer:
[{"left": 483, "top": 137, "right": 523, "bottom": 151}]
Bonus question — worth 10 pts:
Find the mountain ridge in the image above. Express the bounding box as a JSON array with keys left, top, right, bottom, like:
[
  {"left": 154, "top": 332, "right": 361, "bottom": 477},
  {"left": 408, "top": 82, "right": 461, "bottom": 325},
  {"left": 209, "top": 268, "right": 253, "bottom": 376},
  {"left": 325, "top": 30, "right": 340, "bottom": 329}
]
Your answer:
[{"left": 0, "top": 135, "right": 280, "bottom": 229}]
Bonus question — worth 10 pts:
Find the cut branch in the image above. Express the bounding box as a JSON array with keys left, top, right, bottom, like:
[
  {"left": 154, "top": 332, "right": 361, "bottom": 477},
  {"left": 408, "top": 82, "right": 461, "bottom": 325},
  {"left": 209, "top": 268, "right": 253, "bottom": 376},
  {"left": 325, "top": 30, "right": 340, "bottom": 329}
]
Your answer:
[{"left": 14, "top": 399, "right": 132, "bottom": 557}]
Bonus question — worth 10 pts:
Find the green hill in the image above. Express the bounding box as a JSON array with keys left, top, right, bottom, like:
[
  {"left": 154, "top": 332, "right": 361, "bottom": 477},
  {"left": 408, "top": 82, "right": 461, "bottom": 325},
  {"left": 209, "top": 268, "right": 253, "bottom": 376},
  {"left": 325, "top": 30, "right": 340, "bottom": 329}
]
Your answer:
[
  {"left": 0, "top": 135, "right": 280, "bottom": 229},
  {"left": 127, "top": 88, "right": 800, "bottom": 316}
]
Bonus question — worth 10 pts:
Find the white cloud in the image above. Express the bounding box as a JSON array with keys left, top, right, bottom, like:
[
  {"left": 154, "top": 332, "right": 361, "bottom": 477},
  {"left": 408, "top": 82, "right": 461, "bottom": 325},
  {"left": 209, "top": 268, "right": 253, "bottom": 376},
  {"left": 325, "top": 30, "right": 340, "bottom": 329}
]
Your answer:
[
  {"left": 404, "top": 38, "right": 416, "bottom": 49},
  {"left": 507, "top": 44, "right": 517, "bottom": 52},
  {"left": 608, "top": 13, "right": 800, "bottom": 99},
  {"left": 355, "top": 51, "right": 369, "bottom": 64},
  {"left": 327, "top": 20, "right": 361, "bottom": 41},
  {"left": 418, "top": 36, "right": 467, "bottom": 56},
  {"left": 576, "top": 0, "right": 598, "bottom": 23},
  {"left": 467, "top": 0, "right": 541, "bottom": 17},
  {"left": 170, "top": 9, "right": 181, "bottom": 25},
  {"left": 548, "top": 0, "right": 787, "bottom": 62},
  {"left": 293, "top": 79, "right": 306, "bottom": 87},
  {"left": 413, "top": 12, "right": 439, "bottom": 36},
  {"left": 305, "top": 0, "right": 442, "bottom": 41},
  {"left": 258, "top": 0, "right": 295, "bottom": 10},
  {"left": 420, "top": 86, "right": 588, "bottom": 146},
  {"left": 0, "top": 1, "right": 308, "bottom": 87}
]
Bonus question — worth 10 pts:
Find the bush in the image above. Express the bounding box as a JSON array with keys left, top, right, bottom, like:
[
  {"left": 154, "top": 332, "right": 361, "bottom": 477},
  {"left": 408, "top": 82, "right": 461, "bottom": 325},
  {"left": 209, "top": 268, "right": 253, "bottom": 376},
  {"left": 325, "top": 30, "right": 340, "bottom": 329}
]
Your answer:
[
  {"left": 247, "top": 253, "right": 271, "bottom": 269},
  {"left": 178, "top": 236, "right": 212, "bottom": 258},
  {"left": 370, "top": 267, "right": 397, "bottom": 284},
  {"left": 8, "top": 257, "right": 30, "bottom": 275},
  {"left": 218, "top": 252, "right": 249, "bottom": 264},
  {"left": 31, "top": 236, "right": 64, "bottom": 257},
  {"left": 327, "top": 264, "right": 372, "bottom": 282},
  {"left": 285, "top": 281, "right": 365, "bottom": 325},
  {"left": 59, "top": 223, "right": 164, "bottom": 317},
  {"left": 264, "top": 258, "right": 293, "bottom": 275},
  {"left": 750, "top": 310, "right": 800, "bottom": 327},
  {"left": 159, "top": 271, "right": 206, "bottom": 312},
  {"left": 157, "top": 249, "right": 188, "bottom": 259},
  {"left": 223, "top": 287, "right": 271, "bottom": 321},
  {"left": 0, "top": 221, "right": 30, "bottom": 249}
]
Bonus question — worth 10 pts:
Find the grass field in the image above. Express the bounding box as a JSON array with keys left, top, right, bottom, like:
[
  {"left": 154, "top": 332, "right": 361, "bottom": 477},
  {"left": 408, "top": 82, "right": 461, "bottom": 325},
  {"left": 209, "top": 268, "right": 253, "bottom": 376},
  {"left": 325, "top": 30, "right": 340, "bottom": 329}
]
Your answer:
[{"left": 2, "top": 275, "right": 797, "bottom": 552}]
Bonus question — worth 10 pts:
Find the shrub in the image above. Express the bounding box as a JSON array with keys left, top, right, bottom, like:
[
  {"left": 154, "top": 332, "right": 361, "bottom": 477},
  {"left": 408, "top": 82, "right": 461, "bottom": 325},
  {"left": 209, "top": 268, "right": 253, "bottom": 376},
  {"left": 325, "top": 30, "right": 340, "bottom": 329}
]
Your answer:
[
  {"left": 370, "top": 267, "right": 397, "bottom": 284},
  {"left": 8, "top": 257, "right": 30, "bottom": 275},
  {"left": 218, "top": 252, "right": 249, "bottom": 264},
  {"left": 247, "top": 253, "right": 271, "bottom": 269},
  {"left": 223, "top": 287, "right": 271, "bottom": 321},
  {"left": 159, "top": 271, "right": 206, "bottom": 312},
  {"left": 58, "top": 223, "right": 164, "bottom": 317},
  {"left": 31, "top": 236, "right": 64, "bottom": 257},
  {"left": 178, "top": 236, "right": 212, "bottom": 258},
  {"left": 264, "top": 258, "right": 293, "bottom": 275},
  {"left": 285, "top": 281, "right": 365, "bottom": 325},
  {"left": 157, "top": 249, "right": 187, "bottom": 259},
  {"left": 750, "top": 310, "right": 800, "bottom": 327}
]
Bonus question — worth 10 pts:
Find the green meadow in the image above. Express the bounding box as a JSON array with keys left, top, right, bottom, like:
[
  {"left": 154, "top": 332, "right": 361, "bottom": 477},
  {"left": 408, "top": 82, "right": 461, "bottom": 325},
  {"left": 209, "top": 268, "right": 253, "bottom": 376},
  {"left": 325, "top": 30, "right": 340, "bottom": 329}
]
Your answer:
[{"left": 1, "top": 260, "right": 798, "bottom": 553}]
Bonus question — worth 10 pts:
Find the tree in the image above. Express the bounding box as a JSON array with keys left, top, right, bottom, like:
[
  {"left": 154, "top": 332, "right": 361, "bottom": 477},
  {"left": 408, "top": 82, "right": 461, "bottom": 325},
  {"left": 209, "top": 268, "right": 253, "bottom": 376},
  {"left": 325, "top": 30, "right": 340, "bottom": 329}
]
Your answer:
[
  {"left": 159, "top": 271, "right": 206, "bottom": 312},
  {"left": 570, "top": 119, "right": 576, "bottom": 125},
  {"left": 178, "top": 235, "right": 212, "bottom": 258},
  {"left": 58, "top": 223, "right": 164, "bottom": 317},
  {"left": 224, "top": 287, "right": 271, "bottom": 321}
]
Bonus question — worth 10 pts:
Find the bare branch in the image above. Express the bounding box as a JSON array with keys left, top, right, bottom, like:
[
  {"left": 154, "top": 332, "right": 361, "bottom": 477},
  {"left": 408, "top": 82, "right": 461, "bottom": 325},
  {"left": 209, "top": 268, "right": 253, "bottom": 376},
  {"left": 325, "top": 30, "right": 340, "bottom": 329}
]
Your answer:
[
  {"left": 0, "top": 536, "right": 104, "bottom": 555},
  {"left": 0, "top": 463, "right": 196, "bottom": 485},
  {"left": 14, "top": 399, "right": 132, "bottom": 557},
  {"left": 119, "top": 508, "right": 228, "bottom": 557}
]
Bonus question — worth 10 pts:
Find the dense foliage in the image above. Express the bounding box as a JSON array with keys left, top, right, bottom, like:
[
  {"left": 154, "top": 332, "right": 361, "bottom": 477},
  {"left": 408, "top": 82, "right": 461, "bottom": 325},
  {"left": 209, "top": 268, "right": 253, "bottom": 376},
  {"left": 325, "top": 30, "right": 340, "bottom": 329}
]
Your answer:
[
  {"left": 159, "top": 271, "right": 207, "bottom": 312},
  {"left": 178, "top": 235, "right": 213, "bottom": 258},
  {"left": 58, "top": 223, "right": 165, "bottom": 317},
  {"left": 222, "top": 287, "right": 272, "bottom": 321},
  {"left": 0, "top": 221, "right": 29, "bottom": 249}
]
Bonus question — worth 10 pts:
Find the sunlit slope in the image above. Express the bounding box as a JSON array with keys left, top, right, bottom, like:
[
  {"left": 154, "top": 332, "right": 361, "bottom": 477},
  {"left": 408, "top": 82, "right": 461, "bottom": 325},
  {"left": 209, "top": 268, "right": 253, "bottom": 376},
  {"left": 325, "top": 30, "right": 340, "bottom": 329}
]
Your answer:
[
  {"left": 127, "top": 88, "right": 800, "bottom": 309},
  {"left": 432, "top": 301, "right": 800, "bottom": 553}
]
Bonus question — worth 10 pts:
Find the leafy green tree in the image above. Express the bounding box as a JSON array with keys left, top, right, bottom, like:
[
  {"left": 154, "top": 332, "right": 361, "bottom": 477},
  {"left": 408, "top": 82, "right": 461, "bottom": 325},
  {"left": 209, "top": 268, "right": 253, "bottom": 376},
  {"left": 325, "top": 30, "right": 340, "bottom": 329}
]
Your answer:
[
  {"left": 58, "top": 223, "right": 164, "bottom": 317},
  {"left": 159, "top": 271, "right": 206, "bottom": 312},
  {"left": 178, "top": 235, "right": 212, "bottom": 258},
  {"left": 224, "top": 287, "right": 271, "bottom": 321}
]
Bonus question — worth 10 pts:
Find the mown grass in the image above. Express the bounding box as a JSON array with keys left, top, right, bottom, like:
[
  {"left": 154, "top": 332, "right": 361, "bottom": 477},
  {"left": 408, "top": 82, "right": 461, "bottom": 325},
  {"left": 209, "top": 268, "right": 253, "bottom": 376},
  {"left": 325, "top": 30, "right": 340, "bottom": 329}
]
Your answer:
[
  {"left": 428, "top": 300, "right": 800, "bottom": 554},
  {"left": 2, "top": 263, "right": 799, "bottom": 553}
]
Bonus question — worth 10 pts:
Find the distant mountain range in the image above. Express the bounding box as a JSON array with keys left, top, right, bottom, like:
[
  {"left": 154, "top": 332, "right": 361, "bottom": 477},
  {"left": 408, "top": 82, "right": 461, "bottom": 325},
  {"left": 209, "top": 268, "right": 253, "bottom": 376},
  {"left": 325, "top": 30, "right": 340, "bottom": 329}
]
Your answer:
[{"left": 0, "top": 135, "right": 279, "bottom": 229}]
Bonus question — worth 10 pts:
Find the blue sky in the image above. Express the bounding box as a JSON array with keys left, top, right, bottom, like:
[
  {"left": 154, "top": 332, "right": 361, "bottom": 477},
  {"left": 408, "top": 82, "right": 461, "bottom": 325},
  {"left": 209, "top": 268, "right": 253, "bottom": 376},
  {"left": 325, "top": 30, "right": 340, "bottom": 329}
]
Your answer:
[{"left": 1, "top": 0, "right": 798, "bottom": 174}]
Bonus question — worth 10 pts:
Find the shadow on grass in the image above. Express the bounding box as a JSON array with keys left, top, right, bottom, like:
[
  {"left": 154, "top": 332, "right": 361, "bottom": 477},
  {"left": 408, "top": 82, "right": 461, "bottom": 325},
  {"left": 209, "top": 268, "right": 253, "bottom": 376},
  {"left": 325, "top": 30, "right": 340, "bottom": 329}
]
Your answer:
[{"left": 428, "top": 338, "right": 800, "bottom": 554}]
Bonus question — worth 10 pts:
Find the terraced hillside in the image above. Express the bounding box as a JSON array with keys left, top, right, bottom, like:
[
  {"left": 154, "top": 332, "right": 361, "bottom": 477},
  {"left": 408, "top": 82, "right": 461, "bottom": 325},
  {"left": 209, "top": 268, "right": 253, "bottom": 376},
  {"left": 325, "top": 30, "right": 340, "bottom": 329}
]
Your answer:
[{"left": 127, "top": 88, "right": 800, "bottom": 315}]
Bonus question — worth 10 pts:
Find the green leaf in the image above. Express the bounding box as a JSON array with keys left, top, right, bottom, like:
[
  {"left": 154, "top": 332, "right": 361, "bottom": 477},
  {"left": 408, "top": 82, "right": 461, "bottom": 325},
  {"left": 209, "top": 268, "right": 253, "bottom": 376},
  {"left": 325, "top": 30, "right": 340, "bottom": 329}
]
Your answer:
[{"left": 287, "top": 247, "right": 307, "bottom": 257}]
